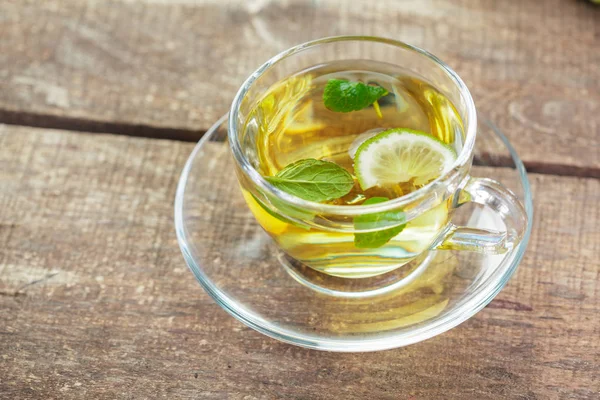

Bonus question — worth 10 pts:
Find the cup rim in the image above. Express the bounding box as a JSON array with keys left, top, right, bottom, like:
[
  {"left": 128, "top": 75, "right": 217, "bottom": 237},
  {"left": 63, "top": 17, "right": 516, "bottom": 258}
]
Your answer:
[{"left": 228, "top": 35, "right": 477, "bottom": 216}]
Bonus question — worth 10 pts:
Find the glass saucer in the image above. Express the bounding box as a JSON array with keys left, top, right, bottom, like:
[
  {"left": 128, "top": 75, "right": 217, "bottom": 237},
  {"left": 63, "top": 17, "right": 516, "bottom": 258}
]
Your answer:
[{"left": 174, "top": 115, "right": 533, "bottom": 352}]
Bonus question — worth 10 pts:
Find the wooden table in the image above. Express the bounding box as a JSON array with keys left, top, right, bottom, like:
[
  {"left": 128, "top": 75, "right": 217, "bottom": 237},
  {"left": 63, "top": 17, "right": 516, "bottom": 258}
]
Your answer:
[{"left": 1, "top": 1, "right": 598, "bottom": 398}]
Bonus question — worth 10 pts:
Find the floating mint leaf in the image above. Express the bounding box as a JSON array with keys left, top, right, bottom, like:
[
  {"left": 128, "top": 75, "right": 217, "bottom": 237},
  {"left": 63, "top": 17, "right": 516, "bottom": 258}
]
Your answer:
[
  {"left": 354, "top": 197, "right": 406, "bottom": 248},
  {"left": 265, "top": 159, "right": 354, "bottom": 202},
  {"left": 323, "top": 79, "right": 388, "bottom": 113}
]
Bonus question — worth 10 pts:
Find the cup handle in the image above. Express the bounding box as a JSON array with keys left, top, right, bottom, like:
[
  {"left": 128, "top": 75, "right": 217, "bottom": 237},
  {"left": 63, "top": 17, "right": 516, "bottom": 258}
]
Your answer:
[{"left": 435, "top": 177, "right": 528, "bottom": 254}]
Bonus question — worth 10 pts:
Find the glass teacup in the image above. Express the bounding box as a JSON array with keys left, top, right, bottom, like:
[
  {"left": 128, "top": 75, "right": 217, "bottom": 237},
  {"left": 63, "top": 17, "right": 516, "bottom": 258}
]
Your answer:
[{"left": 228, "top": 36, "right": 527, "bottom": 280}]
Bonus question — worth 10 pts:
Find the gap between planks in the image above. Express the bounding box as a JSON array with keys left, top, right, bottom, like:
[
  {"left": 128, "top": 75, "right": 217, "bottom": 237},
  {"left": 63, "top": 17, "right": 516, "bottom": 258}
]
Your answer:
[
  {"left": 0, "top": 109, "right": 203, "bottom": 142},
  {"left": 1, "top": 109, "right": 598, "bottom": 179}
]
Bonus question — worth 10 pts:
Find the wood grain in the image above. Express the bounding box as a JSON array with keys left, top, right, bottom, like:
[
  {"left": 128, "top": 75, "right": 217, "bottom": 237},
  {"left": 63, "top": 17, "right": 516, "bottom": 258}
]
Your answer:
[
  {"left": 1, "top": 125, "right": 598, "bottom": 399},
  {"left": 0, "top": 0, "right": 599, "bottom": 175}
]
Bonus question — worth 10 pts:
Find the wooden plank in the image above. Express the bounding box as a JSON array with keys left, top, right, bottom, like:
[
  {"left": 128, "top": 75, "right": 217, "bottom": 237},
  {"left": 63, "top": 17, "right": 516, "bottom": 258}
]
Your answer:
[
  {"left": 0, "top": 0, "right": 598, "bottom": 175},
  {"left": 1, "top": 126, "right": 598, "bottom": 399}
]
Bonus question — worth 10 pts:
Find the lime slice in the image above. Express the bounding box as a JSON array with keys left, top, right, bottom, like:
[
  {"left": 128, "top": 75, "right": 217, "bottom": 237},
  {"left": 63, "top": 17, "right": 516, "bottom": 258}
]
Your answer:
[
  {"left": 354, "top": 128, "right": 457, "bottom": 190},
  {"left": 241, "top": 190, "right": 288, "bottom": 235},
  {"left": 348, "top": 128, "right": 386, "bottom": 159}
]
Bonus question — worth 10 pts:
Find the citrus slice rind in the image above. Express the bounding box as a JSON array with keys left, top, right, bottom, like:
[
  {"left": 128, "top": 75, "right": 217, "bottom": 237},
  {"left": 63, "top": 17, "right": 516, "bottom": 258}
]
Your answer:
[{"left": 354, "top": 128, "right": 457, "bottom": 190}]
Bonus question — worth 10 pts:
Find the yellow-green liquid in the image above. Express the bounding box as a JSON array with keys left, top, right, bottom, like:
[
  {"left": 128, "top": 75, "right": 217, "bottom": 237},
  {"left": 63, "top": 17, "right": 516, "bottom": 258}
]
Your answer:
[{"left": 242, "top": 61, "right": 465, "bottom": 278}]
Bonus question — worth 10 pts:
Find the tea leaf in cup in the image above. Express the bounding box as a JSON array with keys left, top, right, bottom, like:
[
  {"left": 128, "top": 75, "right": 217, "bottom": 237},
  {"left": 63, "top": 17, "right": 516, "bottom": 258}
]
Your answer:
[
  {"left": 323, "top": 79, "right": 388, "bottom": 115},
  {"left": 265, "top": 158, "right": 354, "bottom": 202},
  {"left": 354, "top": 197, "right": 406, "bottom": 248}
]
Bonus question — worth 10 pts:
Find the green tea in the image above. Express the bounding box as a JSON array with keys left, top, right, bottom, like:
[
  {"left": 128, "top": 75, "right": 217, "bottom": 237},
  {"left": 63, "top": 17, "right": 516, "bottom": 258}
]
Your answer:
[{"left": 242, "top": 60, "right": 465, "bottom": 278}]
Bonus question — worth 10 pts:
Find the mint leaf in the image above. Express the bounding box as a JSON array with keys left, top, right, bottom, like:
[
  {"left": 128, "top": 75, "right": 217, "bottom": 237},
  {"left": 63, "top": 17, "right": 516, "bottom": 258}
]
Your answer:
[
  {"left": 323, "top": 79, "right": 388, "bottom": 113},
  {"left": 354, "top": 197, "right": 406, "bottom": 248},
  {"left": 265, "top": 159, "right": 354, "bottom": 202}
]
